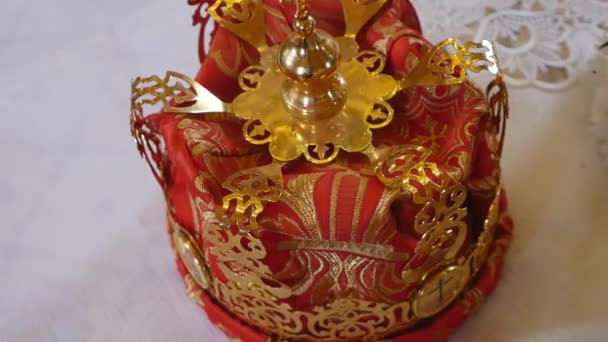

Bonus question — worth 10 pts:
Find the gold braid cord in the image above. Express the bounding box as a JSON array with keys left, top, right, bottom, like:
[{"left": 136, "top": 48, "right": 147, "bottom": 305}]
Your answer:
[{"left": 169, "top": 182, "right": 504, "bottom": 340}]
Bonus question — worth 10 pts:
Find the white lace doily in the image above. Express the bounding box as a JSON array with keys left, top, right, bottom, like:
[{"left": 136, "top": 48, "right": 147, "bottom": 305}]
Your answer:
[{"left": 411, "top": 0, "right": 608, "bottom": 90}]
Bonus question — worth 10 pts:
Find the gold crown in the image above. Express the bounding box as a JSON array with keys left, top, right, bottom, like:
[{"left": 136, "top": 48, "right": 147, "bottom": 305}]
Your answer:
[
  {"left": 130, "top": 0, "right": 510, "bottom": 340},
  {"left": 131, "top": 0, "right": 503, "bottom": 232}
]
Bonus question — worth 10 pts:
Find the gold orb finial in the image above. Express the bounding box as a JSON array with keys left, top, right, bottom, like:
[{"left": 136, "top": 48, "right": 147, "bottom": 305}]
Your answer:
[{"left": 277, "top": 0, "right": 346, "bottom": 121}]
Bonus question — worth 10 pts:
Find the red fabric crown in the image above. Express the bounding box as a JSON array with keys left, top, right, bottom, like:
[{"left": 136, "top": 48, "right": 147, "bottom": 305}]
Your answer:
[{"left": 132, "top": 1, "right": 514, "bottom": 341}]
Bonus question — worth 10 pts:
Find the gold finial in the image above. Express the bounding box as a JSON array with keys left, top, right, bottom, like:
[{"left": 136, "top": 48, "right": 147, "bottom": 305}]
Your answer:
[{"left": 277, "top": 0, "right": 346, "bottom": 121}]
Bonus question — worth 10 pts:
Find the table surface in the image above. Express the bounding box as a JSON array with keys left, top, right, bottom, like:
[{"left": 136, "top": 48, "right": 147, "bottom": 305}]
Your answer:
[{"left": 2, "top": 1, "right": 608, "bottom": 341}]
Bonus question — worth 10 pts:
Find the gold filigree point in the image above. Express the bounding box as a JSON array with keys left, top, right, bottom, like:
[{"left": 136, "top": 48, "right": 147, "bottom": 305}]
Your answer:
[
  {"left": 400, "top": 38, "right": 499, "bottom": 89},
  {"left": 208, "top": 0, "right": 268, "bottom": 52},
  {"left": 131, "top": 71, "right": 230, "bottom": 114},
  {"left": 342, "top": 0, "right": 388, "bottom": 39}
]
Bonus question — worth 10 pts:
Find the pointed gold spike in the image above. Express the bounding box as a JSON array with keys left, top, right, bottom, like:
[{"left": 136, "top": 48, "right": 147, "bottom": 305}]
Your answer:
[
  {"left": 208, "top": 0, "right": 268, "bottom": 52},
  {"left": 342, "top": 0, "right": 387, "bottom": 39}
]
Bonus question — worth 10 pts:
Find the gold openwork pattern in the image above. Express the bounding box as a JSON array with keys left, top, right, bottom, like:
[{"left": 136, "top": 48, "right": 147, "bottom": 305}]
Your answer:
[
  {"left": 130, "top": 0, "right": 505, "bottom": 232},
  {"left": 130, "top": 1, "right": 511, "bottom": 338},
  {"left": 131, "top": 71, "right": 229, "bottom": 115},
  {"left": 208, "top": 0, "right": 268, "bottom": 52},
  {"left": 486, "top": 74, "right": 509, "bottom": 158},
  {"left": 371, "top": 145, "right": 451, "bottom": 205},
  {"left": 131, "top": 0, "right": 499, "bottom": 166},
  {"left": 173, "top": 182, "right": 505, "bottom": 341},
  {"left": 400, "top": 38, "right": 499, "bottom": 89},
  {"left": 233, "top": 43, "right": 398, "bottom": 164},
  {"left": 217, "top": 162, "right": 284, "bottom": 232},
  {"left": 402, "top": 184, "right": 468, "bottom": 282}
]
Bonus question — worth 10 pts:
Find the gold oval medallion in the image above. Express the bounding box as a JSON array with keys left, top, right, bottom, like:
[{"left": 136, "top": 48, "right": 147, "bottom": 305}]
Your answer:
[
  {"left": 412, "top": 264, "right": 470, "bottom": 318},
  {"left": 173, "top": 228, "right": 211, "bottom": 290}
]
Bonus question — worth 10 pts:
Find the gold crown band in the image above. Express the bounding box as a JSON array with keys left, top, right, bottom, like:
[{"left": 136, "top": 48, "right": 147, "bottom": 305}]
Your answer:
[{"left": 169, "top": 181, "right": 504, "bottom": 341}]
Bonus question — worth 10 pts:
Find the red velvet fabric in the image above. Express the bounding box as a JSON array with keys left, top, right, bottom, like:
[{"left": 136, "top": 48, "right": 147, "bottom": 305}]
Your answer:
[{"left": 143, "top": 1, "right": 513, "bottom": 340}]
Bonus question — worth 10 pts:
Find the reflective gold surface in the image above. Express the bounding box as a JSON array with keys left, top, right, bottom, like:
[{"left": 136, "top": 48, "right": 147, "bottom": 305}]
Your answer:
[
  {"left": 280, "top": 73, "right": 347, "bottom": 121},
  {"left": 130, "top": 0, "right": 507, "bottom": 239},
  {"left": 233, "top": 43, "right": 398, "bottom": 164},
  {"left": 131, "top": 71, "right": 230, "bottom": 114},
  {"left": 277, "top": 1, "right": 340, "bottom": 82},
  {"left": 412, "top": 264, "right": 470, "bottom": 318},
  {"left": 174, "top": 182, "right": 505, "bottom": 340},
  {"left": 130, "top": 1, "right": 512, "bottom": 337},
  {"left": 225, "top": 0, "right": 399, "bottom": 164},
  {"left": 208, "top": 0, "right": 268, "bottom": 52},
  {"left": 278, "top": 29, "right": 341, "bottom": 80},
  {"left": 369, "top": 145, "right": 450, "bottom": 204},
  {"left": 487, "top": 74, "right": 509, "bottom": 157},
  {"left": 217, "top": 162, "right": 284, "bottom": 232},
  {"left": 401, "top": 184, "right": 469, "bottom": 282},
  {"left": 342, "top": 0, "right": 388, "bottom": 39},
  {"left": 399, "top": 38, "right": 499, "bottom": 89},
  {"left": 171, "top": 224, "right": 211, "bottom": 290}
]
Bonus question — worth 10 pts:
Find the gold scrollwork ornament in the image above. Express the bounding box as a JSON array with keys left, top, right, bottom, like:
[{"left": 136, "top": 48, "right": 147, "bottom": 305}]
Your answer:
[
  {"left": 178, "top": 183, "right": 505, "bottom": 340},
  {"left": 411, "top": 185, "right": 503, "bottom": 319},
  {"left": 130, "top": 0, "right": 505, "bottom": 235},
  {"left": 217, "top": 162, "right": 285, "bottom": 232}
]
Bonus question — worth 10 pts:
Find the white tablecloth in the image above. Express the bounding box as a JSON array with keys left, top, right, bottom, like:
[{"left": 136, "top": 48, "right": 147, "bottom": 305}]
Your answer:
[{"left": 2, "top": 1, "right": 607, "bottom": 341}]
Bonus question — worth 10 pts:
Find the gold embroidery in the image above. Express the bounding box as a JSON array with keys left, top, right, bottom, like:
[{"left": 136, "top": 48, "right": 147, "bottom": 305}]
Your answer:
[
  {"left": 328, "top": 172, "right": 342, "bottom": 240},
  {"left": 178, "top": 118, "right": 230, "bottom": 157},
  {"left": 209, "top": 39, "right": 258, "bottom": 78},
  {"left": 264, "top": 5, "right": 291, "bottom": 45},
  {"left": 351, "top": 177, "right": 367, "bottom": 241},
  {"left": 209, "top": 45, "right": 240, "bottom": 79},
  {"left": 269, "top": 172, "right": 412, "bottom": 305},
  {"left": 277, "top": 240, "right": 409, "bottom": 261},
  {"left": 410, "top": 116, "right": 449, "bottom": 150},
  {"left": 359, "top": 187, "right": 397, "bottom": 245},
  {"left": 277, "top": 173, "right": 324, "bottom": 239}
]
